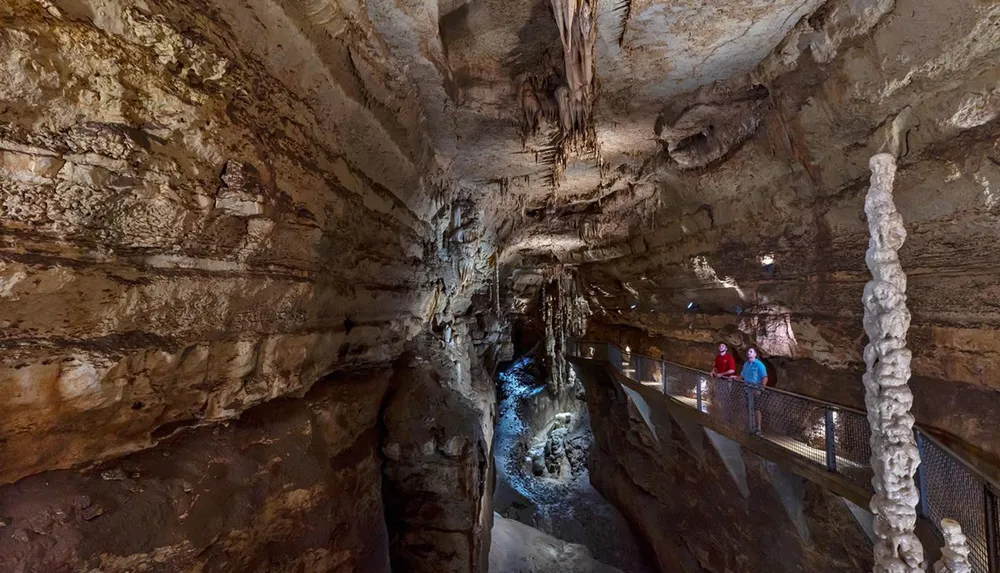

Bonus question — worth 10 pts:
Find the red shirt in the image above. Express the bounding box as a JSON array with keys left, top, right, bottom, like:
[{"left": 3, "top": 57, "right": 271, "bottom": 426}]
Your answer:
[{"left": 714, "top": 352, "right": 736, "bottom": 374}]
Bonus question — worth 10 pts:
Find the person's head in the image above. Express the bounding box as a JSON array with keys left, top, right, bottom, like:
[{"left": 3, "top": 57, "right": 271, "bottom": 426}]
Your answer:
[
  {"left": 718, "top": 343, "right": 728, "bottom": 355},
  {"left": 747, "top": 348, "right": 758, "bottom": 361}
]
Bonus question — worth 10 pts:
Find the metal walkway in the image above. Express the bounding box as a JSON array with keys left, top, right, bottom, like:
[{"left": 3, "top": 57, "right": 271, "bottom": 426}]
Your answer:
[{"left": 568, "top": 340, "right": 1000, "bottom": 573}]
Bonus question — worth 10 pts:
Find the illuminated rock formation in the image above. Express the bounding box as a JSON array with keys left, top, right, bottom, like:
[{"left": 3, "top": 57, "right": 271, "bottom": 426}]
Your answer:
[
  {"left": 933, "top": 519, "right": 973, "bottom": 573},
  {"left": 862, "top": 153, "right": 925, "bottom": 573},
  {"left": 549, "top": 0, "right": 596, "bottom": 137}
]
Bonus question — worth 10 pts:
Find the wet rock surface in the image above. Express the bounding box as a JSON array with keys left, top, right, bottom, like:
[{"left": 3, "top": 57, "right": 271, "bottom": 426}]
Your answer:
[
  {"left": 493, "top": 354, "right": 655, "bottom": 573},
  {"left": 490, "top": 513, "right": 623, "bottom": 573}
]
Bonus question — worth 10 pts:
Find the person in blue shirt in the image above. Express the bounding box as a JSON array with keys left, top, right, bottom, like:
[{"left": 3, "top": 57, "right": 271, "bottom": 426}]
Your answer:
[
  {"left": 740, "top": 348, "right": 769, "bottom": 385},
  {"left": 739, "top": 348, "right": 769, "bottom": 434}
]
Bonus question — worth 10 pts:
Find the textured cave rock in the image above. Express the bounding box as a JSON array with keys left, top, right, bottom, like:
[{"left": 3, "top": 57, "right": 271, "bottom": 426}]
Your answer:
[
  {"left": 381, "top": 340, "right": 495, "bottom": 573},
  {"left": 0, "top": 0, "right": 453, "bottom": 485},
  {"left": 863, "top": 153, "right": 925, "bottom": 573},
  {"left": 575, "top": 0, "right": 1000, "bottom": 472},
  {"left": 5, "top": 0, "right": 1000, "bottom": 570},
  {"left": 0, "top": 1, "right": 500, "bottom": 570},
  {"left": 0, "top": 369, "right": 393, "bottom": 572},
  {"left": 489, "top": 513, "right": 622, "bottom": 573}
]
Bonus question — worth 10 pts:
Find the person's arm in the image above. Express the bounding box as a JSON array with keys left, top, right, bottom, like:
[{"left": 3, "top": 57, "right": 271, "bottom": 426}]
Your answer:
[
  {"left": 762, "top": 376, "right": 769, "bottom": 387},
  {"left": 720, "top": 355, "right": 736, "bottom": 376}
]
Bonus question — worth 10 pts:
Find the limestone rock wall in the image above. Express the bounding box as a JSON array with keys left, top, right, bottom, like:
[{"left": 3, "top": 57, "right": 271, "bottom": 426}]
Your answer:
[
  {"left": 381, "top": 335, "right": 496, "bottom": 573},
  {"left": 0, "top": 2, "right": 500, "bottom": 571},
  {"left": 0, "top": 0, "right": 451, "bottom": 484},
  {"left": 0, "top": 368, "right": 393, "bottom": 573}
]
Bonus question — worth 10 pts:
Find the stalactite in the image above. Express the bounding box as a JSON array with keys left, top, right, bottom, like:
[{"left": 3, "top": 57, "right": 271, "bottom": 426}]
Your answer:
[
  {"left": 549, "top": 0, "right": 596, "bottom": 140},
  {"left": 541, "top": 271, "right": 591, "bottom": 394},
  {"left": 933, "top": 520, "right": 973, "bottom": 573},
  {"left": 862, "top": 153, "right": 926, "bottom": 573}
]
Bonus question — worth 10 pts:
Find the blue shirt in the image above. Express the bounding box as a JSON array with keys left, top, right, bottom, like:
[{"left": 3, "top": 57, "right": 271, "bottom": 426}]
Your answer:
[{"left": 742, "top": 360, "right": 768, "bottom": 385}]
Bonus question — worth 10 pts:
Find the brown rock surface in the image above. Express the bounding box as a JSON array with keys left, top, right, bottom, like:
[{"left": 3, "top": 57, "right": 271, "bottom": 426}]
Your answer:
[
  {"left": 382, "top": 340, "right": 496, "bottom": 573},
  {"left": 0, "top": 369, "right": 392, "bottom": 573}
]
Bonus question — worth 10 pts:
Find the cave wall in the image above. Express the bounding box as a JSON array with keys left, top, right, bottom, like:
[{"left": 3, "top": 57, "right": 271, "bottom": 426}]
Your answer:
[
  {"left": 0, "top": 0, "right": 457, "bottom": 485},
  {"left": 575, "top": 0, "right": 1000, "bottom": 467},
  {"left": 382, "top": 339, "right": 496, "bottom": 573},
  {"left": 0, "top": 2, "right": 499, "bottom": 571},
  {"left": 0, "top": 368, "right": 393, "bottom": 573},
  {"left": 577, "top": 360, "right": 874, "bottom": 573},
  {"left": 0, "top": 332, "right": 498, "bottom": 573}
]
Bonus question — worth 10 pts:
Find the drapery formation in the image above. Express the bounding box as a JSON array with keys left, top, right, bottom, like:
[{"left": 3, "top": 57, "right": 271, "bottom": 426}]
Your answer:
[{"left": 549, "top": 0, "right": 596, "bottom": 136}]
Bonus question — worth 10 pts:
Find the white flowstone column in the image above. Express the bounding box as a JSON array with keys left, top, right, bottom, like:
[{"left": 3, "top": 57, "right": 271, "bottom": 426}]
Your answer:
[
  {"left": 863, "top": 153, "right": 926, "bottom": 573},
  {"left": 933, "top": 519, "right": 973, "bottom": 573}
]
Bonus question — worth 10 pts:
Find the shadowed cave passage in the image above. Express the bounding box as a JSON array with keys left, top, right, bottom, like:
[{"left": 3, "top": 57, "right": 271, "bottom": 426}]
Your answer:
[{"left": 491, "top": 351, "right": 656, "bottom": 573}]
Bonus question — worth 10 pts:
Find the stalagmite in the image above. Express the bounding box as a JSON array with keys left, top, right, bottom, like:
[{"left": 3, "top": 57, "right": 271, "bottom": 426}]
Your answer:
[
  {"left": 933, "top": 520, "right": 973, "bottom": 573},
  {"left": 862, "top": 153, "right": 926, "bottom": 573}
]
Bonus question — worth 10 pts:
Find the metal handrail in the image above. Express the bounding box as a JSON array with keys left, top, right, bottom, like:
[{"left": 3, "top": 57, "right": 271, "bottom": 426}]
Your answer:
[
  {"left": 568, "top": 339, "right": 1000, "bottom": 573},
  {"left": 916, "top": 428, "right": 1000, "bottom": 496},
  {"left": 583, "top": 340, "right": 870, "bottom": 416}
]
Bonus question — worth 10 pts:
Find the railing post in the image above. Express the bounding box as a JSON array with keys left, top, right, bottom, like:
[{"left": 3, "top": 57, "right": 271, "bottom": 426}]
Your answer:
[
  {"left": 824, "top": 407, "right": 837, "bottom": 472},
  {"left": 915, "top": 432, "right": 930, "bottom": 518},
  {"left": 696, "top": 376, "right": 703, "bottom": 412},
  {"left": 987, "top": 486, "right": 999, "bottom": 573},
  {"left": 746, "top": 384, "right": 756, "bottom": 434}
]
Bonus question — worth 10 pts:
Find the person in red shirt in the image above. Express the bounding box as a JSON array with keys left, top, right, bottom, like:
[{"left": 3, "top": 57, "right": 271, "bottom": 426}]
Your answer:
[{"left": 711, "top": 343, "right": 736, "bottom": 377}]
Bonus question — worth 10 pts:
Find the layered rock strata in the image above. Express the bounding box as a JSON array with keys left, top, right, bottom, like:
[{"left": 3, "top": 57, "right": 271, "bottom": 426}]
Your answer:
[
  {"left": 0, "top": 3, "right": 500, "bottom": 570},
  {"left": 0, "top": 369, "right": 394, "bottom": 572}
]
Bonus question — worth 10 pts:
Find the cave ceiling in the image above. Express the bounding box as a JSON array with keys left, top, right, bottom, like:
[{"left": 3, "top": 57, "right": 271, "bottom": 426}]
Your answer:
[{"left": 368, "top": 0, "right": 830, "bottom": 261}]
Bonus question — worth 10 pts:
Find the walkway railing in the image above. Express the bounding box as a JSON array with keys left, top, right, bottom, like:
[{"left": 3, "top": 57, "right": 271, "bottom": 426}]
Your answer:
[{"left": 568, "top": 340, "right": 1000, "bottom": 573}]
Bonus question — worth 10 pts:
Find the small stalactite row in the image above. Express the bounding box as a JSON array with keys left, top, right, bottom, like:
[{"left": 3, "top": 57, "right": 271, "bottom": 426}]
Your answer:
[{"left": 862, "top": 153, "right": 926, "bottom": 573}]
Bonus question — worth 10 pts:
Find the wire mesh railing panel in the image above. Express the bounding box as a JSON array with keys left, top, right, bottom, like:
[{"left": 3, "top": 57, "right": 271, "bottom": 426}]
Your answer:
[
  {"left": 703, "top": 375, "right": 752, "bottom": 433},
  {"left": 919, "top": 435, "right": 990, "bottom": 573},
  {"left": 753, "top": 387, "right": 829, "bottom": 466},
  {"left": 576, "top": 341, "right": 604, "bottom": 361},
  {"left": 662, "top": 361, "right": 702, "bottom": 403},
  {"left": 607, "top": 345, "right": 623, "bottom": 373},
  {"left": 619, "top": 351, "right": 637, "bottom": 378},
  {"left": 832, "top": 409, "right": 874, "bottom": 490},
  {"left": 635, "top": 355, "right": 663, "bottom": 391}
]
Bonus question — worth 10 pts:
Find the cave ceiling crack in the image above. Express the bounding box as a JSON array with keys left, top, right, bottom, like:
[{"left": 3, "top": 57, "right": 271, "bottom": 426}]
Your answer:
[{"left": 690, "top": 18, "right": 756, "bottom": 80}]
